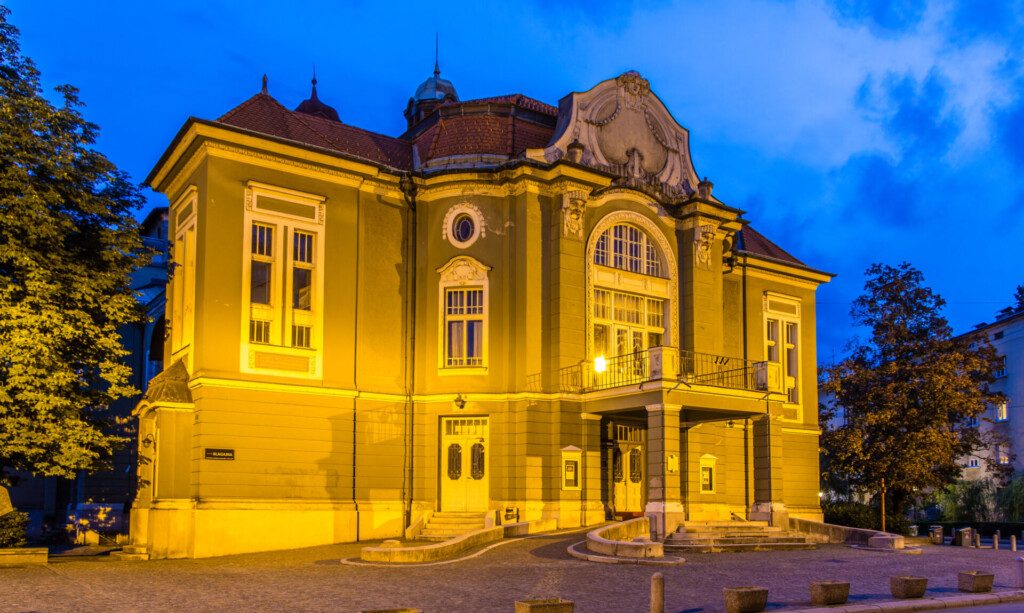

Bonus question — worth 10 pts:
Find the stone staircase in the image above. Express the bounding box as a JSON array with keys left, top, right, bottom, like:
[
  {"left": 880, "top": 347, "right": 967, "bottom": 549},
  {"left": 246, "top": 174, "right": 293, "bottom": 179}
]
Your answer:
[
  {"left": 418, "top": 511, "right": 489, "bottom": 541},
  {"left": 663, "top": 520, "right": 816, "bottom": 553},
  {"left": 109, "top": 544, "right": 149, "bottom": 561}
]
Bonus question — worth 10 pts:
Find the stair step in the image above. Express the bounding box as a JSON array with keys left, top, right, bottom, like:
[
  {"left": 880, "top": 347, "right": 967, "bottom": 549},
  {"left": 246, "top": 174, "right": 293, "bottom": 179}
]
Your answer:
[
  {"left": 109, "top": 552, "right": 148, "bottom": 561},
  {"left": 121, "top": 545, "right": 149, "bottom": 555},
  {"left": 428, "top": 517, "right": 486, "bottom": 525},
  {"left": 664, "top": 542, "right": 817, "bottom": 553}
]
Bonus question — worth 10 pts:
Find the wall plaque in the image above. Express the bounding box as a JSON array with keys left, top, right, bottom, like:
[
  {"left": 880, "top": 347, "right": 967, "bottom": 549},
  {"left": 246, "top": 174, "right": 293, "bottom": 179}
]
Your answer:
[{"left": 205, "top": 448, "right": 235, "bottom": 460}]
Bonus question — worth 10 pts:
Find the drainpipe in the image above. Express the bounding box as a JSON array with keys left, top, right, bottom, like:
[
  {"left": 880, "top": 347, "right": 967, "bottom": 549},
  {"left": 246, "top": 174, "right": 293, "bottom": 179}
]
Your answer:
[
  {"left": 400, "top": 173, "right": 418, "bottom": 531},
  {"left": 353, "top": 187, "right": 361, "bottom": 541}
]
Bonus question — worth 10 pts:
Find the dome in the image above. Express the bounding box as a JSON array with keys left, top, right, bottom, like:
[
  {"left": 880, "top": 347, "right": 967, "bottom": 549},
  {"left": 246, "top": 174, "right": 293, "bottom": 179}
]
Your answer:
[
  {"left": 413, "top": 64, "right": 459, "bottom": 103},
  {"left": 295, "top": 78, "right": 340, "bottom": 122}
]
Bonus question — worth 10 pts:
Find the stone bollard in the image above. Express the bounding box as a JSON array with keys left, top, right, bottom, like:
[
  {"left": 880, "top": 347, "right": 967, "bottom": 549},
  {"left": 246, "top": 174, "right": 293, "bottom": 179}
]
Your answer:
[
  {"left": 1012, "top": 535, "right": 1017, "bottom": 552},
  {"left": 650, "top": 572, "right": 664, "bottom": 613},
  {"left": 975, "top": 532, "right": 982, "bottom": 548},
  {"left": 995, "top": 531, "right": 1001, "bottom": 551}
]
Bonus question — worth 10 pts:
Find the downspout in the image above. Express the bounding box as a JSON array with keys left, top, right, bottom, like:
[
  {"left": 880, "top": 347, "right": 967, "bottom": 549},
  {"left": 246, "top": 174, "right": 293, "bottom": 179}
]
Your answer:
[
  {"left": 400, "top": 173, "right": 418, "bottom": 530},
  {"left": 353, "top": 187, "right": 361, "bottom": 541},
  {"left": 741, "top": 247, "right": 751, "bottom": 515}
]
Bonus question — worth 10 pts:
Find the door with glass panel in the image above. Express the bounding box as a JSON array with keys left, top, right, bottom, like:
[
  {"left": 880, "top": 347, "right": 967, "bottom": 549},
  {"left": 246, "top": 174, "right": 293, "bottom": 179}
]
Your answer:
[
  {"left": 612, "top": 424, "right": 644, "bottom": 515},
  {"left": 440, "top": 417, "right": 489, "bottom": 512}
]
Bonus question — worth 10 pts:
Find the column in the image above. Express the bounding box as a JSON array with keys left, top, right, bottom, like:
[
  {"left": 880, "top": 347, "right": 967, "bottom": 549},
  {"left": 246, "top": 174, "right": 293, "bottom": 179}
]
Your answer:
[
  {"left": 751, "top": 413, "right": 787, "bottom": 526},
  {"left": 580, "top": 413, "right": 606, "bottom": 526},
  {"left": 645, "top": 404, "right": 683, "bottom": 538}
]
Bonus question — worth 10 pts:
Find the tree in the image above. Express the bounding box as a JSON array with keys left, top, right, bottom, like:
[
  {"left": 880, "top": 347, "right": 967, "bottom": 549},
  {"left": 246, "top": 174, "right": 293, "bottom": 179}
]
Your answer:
[
  {"left": 820, "top": 263, "right": 1007, "bottom": 527},
  {"left": 1014, "top": 284, "right": 1024, "bottom": 312},
  {"left": 0, "top": 7, "right": 148, "bottom": 497}
]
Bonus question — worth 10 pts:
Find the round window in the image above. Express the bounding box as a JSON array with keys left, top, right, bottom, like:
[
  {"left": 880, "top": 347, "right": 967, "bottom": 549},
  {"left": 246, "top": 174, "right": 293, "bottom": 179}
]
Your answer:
[{"left": 452, "top": 214, "right": 475, "bottom": 243}]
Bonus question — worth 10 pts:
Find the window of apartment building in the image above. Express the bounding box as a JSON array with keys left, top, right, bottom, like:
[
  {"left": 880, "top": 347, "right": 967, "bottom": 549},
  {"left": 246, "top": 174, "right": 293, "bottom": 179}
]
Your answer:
[
  {"left": 169, "top": 187, "right": 197, "bottom": 369},
  {"left": 996, "top": 400, "right": 1009, "bottom": 422},
  {"left": 437, "top": 256, "right": 491, "bottom": 373},
  {"left": 965, "top": 415, "right": 979, "bottom": 428},
  {"left": 998, "top": 448, "right": 1011, "bottom": 465},
  {"left": 241, "top": 182, "right": 326, "bottom": 378},
  {"left": 764, "top": 293, "right": 801, "bottom": 406},
  {"left": 967, "top": 457, "right": 980, "bottom": 468},
  {"left": 994, "top": 356, "right": 1007, "bottom": 378}
]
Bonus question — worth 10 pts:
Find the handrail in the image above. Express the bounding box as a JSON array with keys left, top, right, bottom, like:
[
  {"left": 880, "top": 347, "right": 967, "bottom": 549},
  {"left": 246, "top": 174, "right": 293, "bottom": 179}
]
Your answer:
[{"left": 554, "top": 347, "right": 769, "bottom": 394}]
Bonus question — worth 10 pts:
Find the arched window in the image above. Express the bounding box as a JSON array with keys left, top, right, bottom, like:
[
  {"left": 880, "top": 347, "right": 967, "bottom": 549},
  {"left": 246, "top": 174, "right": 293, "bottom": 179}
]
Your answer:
[{"left": 593, "top": 224, "right": 664, "bottom": 277}]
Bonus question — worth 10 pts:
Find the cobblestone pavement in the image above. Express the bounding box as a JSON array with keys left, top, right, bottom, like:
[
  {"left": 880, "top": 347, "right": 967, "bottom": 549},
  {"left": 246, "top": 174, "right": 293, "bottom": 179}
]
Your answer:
[{"left": 2, "top": 533, "right": 1023, "bottom": 612}]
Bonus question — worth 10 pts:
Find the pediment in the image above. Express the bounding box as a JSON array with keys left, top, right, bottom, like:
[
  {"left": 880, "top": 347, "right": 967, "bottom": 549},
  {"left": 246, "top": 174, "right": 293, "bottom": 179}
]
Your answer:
[{"left": 541, "top": 72, "right": 699, "bottom": 200}]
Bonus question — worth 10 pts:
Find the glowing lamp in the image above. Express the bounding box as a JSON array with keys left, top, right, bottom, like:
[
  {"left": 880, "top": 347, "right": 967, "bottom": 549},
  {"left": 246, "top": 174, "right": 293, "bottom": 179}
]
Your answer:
[{"left": 593, "top": 355, "right": 607, "bottom": 373}]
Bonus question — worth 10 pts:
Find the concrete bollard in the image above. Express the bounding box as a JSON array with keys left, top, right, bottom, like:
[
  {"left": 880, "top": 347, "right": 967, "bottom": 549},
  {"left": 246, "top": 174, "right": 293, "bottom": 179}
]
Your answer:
[
  {"left": 995, "top": 531, "right": 1001, "bottom": 551},
  {"left": 650, "top": 572, "right": 664, "bottom": 613},
  {"left": 1012, "top": 535, "right": 1017, "bottom": 552},
  {"left": 1018, "top": 557, "right": 1024, "bottom": 589},
  {"left": 975, "top": 532, "right": 982, "bottom": 548}
]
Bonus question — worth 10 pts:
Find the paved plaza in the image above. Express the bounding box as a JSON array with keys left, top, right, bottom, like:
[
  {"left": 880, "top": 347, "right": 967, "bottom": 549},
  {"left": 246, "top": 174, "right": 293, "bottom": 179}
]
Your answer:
[{"left": 3, "top": 531, "right": 1024, "bottom": 612}]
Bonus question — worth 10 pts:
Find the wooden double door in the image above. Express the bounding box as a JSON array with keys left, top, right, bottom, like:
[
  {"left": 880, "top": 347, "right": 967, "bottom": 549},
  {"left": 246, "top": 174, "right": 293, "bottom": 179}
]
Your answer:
[{"left": 440, "top": 417, "right": 489, "bottom": 512}]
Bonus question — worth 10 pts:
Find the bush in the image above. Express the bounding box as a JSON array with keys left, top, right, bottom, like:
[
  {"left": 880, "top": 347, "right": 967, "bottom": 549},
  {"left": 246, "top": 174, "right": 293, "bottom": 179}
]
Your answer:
[
  {"left": 0, "top": 511, "right": 28, "bottom": 547},
  {"left": 823, "top": 500, "right": 910, "bottom": 534},
  {"left": 935, "top": 480, "right": 994, "bottom": 522},
  {"left": 997, "top": 475, "right": 1024, "bottom": 522}
]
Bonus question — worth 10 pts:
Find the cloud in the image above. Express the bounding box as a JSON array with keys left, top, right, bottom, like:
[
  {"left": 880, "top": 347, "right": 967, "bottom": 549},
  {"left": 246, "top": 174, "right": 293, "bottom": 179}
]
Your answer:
[{"left": 828, "top": 0, "right": 927, "bottom": 35}]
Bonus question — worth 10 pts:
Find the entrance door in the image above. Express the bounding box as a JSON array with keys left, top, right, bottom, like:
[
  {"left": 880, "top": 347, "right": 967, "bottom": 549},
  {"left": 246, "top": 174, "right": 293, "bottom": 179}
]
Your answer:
[
  {"left": 612, "top": 425, "right": 644, "bottom": 515},
  {"left": 440, "top": 417, "right": 489, "bottom": 512}
]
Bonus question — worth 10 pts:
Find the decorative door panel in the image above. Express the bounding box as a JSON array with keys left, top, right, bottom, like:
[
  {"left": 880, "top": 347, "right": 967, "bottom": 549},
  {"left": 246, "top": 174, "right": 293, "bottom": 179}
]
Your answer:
[{"left": 440, "top": 417, "right": 489, "bottom": 512}]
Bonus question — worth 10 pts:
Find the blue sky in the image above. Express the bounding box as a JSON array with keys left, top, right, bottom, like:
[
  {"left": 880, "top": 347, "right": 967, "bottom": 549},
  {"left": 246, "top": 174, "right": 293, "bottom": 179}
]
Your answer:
[{"left": 7, "top": 0, "right": 1023, "bottom": 362}]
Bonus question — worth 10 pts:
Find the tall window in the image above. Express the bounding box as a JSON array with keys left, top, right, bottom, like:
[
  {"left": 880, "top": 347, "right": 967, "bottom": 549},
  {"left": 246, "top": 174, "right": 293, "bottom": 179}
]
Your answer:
[
  {"left": 247, "top": 221, "right": 318, "bottom": 349},
  {"left": 593, "top": 223, "right": 663, "bottom": 277},
  {"left": 437, "top": 256, "right": 491, "bottom": 372},
  {"left": 170, "top": 187, "right": 197, "bottom": 364},
  {"left": 592, "top": 289, "right": 665, "bottom": 358},
  {"left": 445, "top": 288, "right": 484, "bottom": 367},
  {"left": 764, "top": 293, "right": 801, "bottom": 407},
  {"left": 996, "top": 401, "right": 1009, "bottom": 422}
]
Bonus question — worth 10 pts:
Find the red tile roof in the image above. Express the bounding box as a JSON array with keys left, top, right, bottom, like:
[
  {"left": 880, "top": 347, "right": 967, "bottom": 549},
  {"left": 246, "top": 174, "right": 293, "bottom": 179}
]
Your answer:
[
  {"left": 740, "top": 226, "right": 805, "bottom": 266},
  {"left": 458, "top": 94, "right": 559, "bottom": 117},
  {"left": 217, "top": 93, "right": 411, "bottom": 168}
]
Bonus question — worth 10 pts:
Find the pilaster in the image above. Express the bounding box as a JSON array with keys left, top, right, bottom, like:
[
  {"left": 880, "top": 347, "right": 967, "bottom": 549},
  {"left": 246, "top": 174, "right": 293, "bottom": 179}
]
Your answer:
[
  {"left": 644, "top": 403, "right": 683, "bottom": 537},
  {"left": 751, "top": 412, "right": 788, "bottom": 526}
]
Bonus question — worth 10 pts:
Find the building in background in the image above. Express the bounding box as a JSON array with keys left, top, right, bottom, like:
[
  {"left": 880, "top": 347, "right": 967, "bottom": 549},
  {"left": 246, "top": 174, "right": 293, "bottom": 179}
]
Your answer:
[
  {"left": 959, "top": 303, "right": 1023, "bottom": 480},
  {"left": 133, "top": 68, "right": 832, "bottom": 559},
  {"left": 9, "top": 208, "right": 168, "bottom": 540}
]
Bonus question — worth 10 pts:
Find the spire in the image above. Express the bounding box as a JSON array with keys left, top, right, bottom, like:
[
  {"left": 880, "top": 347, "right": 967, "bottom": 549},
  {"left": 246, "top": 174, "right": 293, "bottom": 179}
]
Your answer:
[
  {"left": 310, "top": 65, "right": 319, "bottom": 98},
  {"left": 294, "top": 67, "right": 340, "bottom": 122},
  {"left": 434, "top": 33, "right": 440, "bottom": 77},
  {"left": 261, "top": 74, "right": 268, "bottom": 94}
]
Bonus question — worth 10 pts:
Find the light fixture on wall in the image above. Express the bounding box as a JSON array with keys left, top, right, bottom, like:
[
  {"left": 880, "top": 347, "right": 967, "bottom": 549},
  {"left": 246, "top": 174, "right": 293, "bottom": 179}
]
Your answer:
[
  {"left": 453, "top": 394, "right": 466, "bottom": 410},
  {"left": 593, "top": 355, "right": 607, "bottom": 373}
]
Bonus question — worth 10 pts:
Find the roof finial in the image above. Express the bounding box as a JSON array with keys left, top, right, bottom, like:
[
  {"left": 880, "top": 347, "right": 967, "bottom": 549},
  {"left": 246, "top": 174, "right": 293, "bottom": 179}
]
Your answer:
[
  {"left": 311, "top": 65, "right": 318, "bottom": 98},
  {"left": 434, "top": 33, "right": 440, "bottom": 77},
  {"left": 261, "top": 74, "right": 268, "bottom": 94}
]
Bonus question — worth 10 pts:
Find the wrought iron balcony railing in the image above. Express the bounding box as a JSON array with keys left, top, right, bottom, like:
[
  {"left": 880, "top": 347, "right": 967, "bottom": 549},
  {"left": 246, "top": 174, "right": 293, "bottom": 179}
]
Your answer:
[{"left": 554, "top": 347, "right": 778, "bottom": 394}]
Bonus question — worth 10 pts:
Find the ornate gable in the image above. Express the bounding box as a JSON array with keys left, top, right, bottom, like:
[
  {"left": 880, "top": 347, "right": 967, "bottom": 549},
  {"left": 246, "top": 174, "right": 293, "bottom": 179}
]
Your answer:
[{"left": 540, "top": 72, "right": 700, "bottom": 201}]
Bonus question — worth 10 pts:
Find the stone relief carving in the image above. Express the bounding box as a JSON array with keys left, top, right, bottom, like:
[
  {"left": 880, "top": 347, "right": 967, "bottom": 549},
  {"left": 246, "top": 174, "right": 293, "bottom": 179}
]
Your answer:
[
  {"left": 542, "top": 71, "right": 700, "bottom": 203},
  {"left": 437, "top": 255, "right": 491, "bottom": 286},
  {"left": 694, "top": 223, "right": 718, "bottom": 270},
  {"left": 561, "top": 191, "right": 587, "bottom": 238}
]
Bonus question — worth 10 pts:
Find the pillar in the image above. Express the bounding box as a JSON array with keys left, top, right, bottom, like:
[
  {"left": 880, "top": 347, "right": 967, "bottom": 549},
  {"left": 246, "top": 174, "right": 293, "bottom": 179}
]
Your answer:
[
  {"left": 751, "top": 413, "right": 787, "bottom": 526},
  {"left": 645, "top": 404, "right": 684, "bottom": 538},
  {"left": 581, "top": 413, "right": 606, "bottom": 526}
]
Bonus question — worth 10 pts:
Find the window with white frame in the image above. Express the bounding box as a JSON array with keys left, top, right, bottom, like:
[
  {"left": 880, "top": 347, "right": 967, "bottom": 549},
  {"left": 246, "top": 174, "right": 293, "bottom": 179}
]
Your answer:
[
  {"left": 593, "top": 223, "right": 664, "bottom": 277},
  {"left": 967, "top": 457, "right": 980, "bottom": 468},
  {"left": 994, "top": 356, "right": 1007, "bottom": 378},
  {"left": 764, "top": 293, "right": 801, "bottom": 406},
  {"left": 169, "top": 187, "right": 197, "bottom": 365},
  {"left": 241, "top": 182, "right": 325, "bottom": 378},
  {"left": 437, "top": 256, "right": 491, "bottom": 372},
  {"left": 445, "top": 288, "right": 484, "bottom": 367},
  {"left": 998, "top": 447, "right": 1011, "bottom": 465},
  {"left": 996, "top": 400, "right": 1009, "bottom": 422}
]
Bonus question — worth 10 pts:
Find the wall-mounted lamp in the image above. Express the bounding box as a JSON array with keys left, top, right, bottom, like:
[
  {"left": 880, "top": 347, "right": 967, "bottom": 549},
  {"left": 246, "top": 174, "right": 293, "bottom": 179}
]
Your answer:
[
  {"left": 141, "top": 434, "right": 155, "bottom": 448},
  {"left": 453, "top": 394, "right": 466, "bottom": 410},
  {"left": 593, "top": 355, "right": 607, "bottom": 374}
]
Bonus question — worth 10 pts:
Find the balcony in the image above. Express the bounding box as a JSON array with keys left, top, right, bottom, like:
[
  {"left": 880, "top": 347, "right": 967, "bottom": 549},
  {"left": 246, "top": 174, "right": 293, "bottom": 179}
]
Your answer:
[{"left": 556, "top": 347, "right": 780, "bottom": 395}]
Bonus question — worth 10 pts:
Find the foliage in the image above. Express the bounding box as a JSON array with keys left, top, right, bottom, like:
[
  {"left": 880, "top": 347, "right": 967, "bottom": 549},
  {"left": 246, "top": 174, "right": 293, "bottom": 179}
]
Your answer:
[
  {"left": 0, "top": 510, "right": 28, "bottom": 547},
  {"left": 822, "top": 499, "right": 909, "bottom": 533},
  {"left": 0, "top": 7, "right": 149, "bottom": 486},
  {"left": 934, "top": 480, "right": 994, "bottom": 522},
  {"left": 1014, "top": 285, "right": 1024, "bottom": 312},
  {"left": 820, "top": 263, "right": 1008, "bottom": 517},
  {"left": 996, "top": 474, "right": 1024, "bottom": 522}
]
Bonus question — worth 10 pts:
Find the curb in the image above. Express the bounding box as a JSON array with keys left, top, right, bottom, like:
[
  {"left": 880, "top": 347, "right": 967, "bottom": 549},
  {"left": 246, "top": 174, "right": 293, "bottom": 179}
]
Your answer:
[
  {"left": 786, "top": 588, "right": 1024, "bottom": 612},
  {"left": 566, "top": 541, "right": 686, "bottom": 566}
]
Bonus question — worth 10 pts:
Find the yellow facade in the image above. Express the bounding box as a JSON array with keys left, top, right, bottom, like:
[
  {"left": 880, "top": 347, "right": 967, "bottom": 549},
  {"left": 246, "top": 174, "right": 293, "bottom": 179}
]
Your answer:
[{"left": 132, "top": 71, "right": 831, "bottom": 558}]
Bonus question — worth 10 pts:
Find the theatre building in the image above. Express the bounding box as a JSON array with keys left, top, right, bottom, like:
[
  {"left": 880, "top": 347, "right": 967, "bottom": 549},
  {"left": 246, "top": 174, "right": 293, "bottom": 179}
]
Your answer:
[{"left": 134, "top": 67, "right": 832, "bottom": 558}]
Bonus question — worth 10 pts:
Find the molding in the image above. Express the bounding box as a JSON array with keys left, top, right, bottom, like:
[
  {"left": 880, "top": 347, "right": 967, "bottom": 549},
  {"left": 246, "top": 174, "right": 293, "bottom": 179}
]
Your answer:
[
  {"left": 561, "top": 191, "right": 587, "bottom": 238},
  {"left": 442, "top": 202, "right": 486, "bottom": 248}
]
